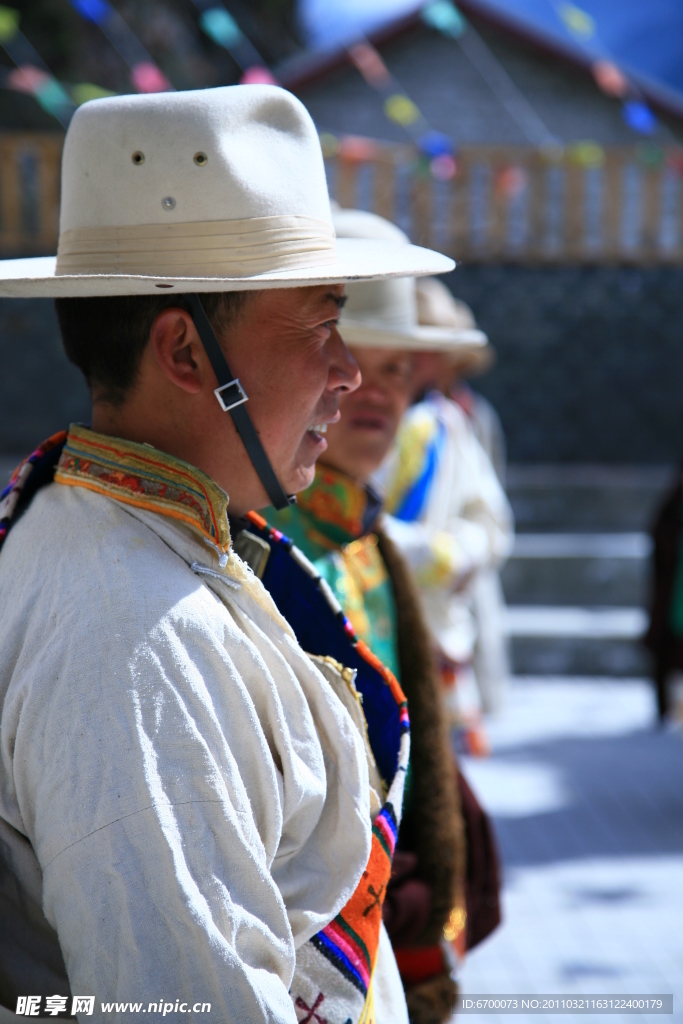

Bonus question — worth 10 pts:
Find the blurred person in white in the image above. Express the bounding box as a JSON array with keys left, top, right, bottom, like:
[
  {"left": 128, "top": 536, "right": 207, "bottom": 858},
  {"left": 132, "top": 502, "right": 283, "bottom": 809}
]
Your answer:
[
  {"left": 375, "top": 280, "right": 514, "bottom": 750},
  {"left": 433, "top": 288, "right": 506, "bottom": 489}
]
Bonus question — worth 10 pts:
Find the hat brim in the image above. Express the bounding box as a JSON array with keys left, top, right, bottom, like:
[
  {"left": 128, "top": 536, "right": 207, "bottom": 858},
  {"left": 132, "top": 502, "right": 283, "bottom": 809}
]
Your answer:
[
  {"left": 449, "top": 344, "right": 496, "bottom": 376},
  {"left": 338, "top": 320, "right": 488, "bottom": 351},
  {"left": 0, "top": 238, "right": 454, "bottom": 298}
]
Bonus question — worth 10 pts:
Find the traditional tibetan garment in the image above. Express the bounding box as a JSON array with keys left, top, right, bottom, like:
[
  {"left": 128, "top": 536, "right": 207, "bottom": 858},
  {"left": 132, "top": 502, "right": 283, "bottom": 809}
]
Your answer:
[
  {"left": 375, "top": 393, "right": 514, "bottom": 724},
  {"left": 270, "top": 466, "right": 398, "bottom": 676},
  {"left": 239, "top": 510, "right": 410, "bottom": 1024},
  {"left": 268, "top": 466, "right": 467, "bottom": 1024},
  {"left": 0, "top": 427, "right": 406, "bottom": 1024}
]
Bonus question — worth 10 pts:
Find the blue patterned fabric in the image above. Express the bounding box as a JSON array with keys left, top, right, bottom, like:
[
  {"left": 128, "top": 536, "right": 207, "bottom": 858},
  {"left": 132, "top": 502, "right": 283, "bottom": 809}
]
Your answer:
[
  {"left": 246, "top": 514, "right": 408, "bottom": 788},
  {"left": 393, "top": 416, "right": 446, "bottom": 523}
]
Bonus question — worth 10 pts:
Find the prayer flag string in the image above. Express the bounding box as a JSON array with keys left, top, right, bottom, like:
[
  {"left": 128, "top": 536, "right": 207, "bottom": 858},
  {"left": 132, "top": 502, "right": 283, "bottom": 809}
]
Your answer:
[
  {"left": 421, "top": 0, "right": 560, "bottom": 151},
  {"left": 67, "top": 0, "right": 173, "bottom": 94},
  {"left": 189, "top": 0, "right": 277, "bottom": 84},
  {"left": 549, "top": 0, "right": 664, "bottom": 139},
  {"left": 0, "top": 5, "right": 75, "bottom": 125},
  {"left": 346, "top": 36, "right": 457, "bottom": 180}
]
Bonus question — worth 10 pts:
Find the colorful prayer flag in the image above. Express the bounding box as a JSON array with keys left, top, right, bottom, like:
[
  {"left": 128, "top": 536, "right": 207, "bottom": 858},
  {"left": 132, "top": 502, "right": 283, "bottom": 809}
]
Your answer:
[
  {"left": 421, "top": 0, "right": 467, "bottom": 40},
  {"left": 199, "top": 7, "right": 242, "bottom": 49},
  {"left": 558, "top": 3, "right": 595, "bottom": 38},
  {"left": 70, "top": 82, "right": 116, "bottom": 105},
  {"left": 131, "top": 61, "right": 171, "bottom": 94},
  {"left": 240, "top": 66, "right": 277, "bottom": 85},
  {"left": 71, "top": 0, "right": 109, "bottom": 25},
  {"left": 0, "top": 5, "right": 19, "bottom": 43},
  {"left": 592, "top": 60, "right": 629, "bottom": 99},
  {"left": 348, "top": 42, "right": 391, "bottom": 87},
  {"left": 622, "top": 100, "right": 657, "bottom": 135},
  {"left": 384, "top": 94, "right": 419, "bottom": 126}
]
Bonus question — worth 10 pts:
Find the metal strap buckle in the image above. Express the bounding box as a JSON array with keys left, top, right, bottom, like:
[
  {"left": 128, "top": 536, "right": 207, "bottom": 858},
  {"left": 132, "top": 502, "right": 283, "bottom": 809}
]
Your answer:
[{"left": 214, "top": 379, "right": 248, "bottom": 412}]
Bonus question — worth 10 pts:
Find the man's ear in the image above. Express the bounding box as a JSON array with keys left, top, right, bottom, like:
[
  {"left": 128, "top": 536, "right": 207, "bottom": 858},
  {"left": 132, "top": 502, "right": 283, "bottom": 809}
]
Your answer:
[{"left": 149, "top": 307, "right": 207, "bottom": 395}]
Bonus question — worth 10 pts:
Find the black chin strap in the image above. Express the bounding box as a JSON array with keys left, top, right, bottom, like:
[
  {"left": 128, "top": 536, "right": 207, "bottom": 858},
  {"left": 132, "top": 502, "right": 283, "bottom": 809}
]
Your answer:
[{"left": 186, "top": 293, "right": 294, "bottom": 511}]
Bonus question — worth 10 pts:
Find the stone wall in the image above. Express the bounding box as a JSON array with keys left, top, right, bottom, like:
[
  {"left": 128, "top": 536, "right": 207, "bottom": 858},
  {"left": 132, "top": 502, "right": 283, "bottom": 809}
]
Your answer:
[
  {"left": 0, "top": 298, "right": 89, "bottom": 456},
  {"left": 445, "top": 264, "right": 683, "bottom": 464}
]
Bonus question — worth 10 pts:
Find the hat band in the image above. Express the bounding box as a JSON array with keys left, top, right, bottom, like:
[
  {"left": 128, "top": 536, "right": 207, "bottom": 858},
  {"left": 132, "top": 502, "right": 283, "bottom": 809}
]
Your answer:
[{"left": 55, "top": 215, "right": 337, "bottom": 278}]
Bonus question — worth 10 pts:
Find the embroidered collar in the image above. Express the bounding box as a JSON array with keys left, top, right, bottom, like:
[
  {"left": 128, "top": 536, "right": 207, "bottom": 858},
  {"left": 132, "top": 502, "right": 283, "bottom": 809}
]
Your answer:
[
  {"left": 294, "top": 464, "right": 382, "bottom": 548},
  {"left": 55, "top": 424, "right": 231, "bottom": 554}
]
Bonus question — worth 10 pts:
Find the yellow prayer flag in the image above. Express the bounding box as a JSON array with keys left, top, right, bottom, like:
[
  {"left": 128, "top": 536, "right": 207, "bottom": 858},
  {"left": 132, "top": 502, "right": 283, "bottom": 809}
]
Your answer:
[
  {"left": 384, "top": 94, "right": 419, "bottom": 127},
  {"left": 558, "top": 2, "right": 595, "bottom": 38}
]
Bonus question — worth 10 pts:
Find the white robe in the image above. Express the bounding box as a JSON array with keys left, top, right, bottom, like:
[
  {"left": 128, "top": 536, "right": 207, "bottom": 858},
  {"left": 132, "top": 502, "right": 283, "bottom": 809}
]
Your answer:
[
  {"left": 0, "top": 480, "right": 399, "bottom": 1022},
  {"left": 376, "top": 393, "right": 514, "bottom": 669}
]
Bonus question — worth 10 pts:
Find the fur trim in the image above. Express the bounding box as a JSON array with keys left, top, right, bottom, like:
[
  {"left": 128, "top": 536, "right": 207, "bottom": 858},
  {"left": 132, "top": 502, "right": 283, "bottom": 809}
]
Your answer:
[
  {"left": 405, "top": 972, "right": 458, "bottom": 1024},
  {"left": 376, "top": 525, "right": 466, "bottom": 946}
]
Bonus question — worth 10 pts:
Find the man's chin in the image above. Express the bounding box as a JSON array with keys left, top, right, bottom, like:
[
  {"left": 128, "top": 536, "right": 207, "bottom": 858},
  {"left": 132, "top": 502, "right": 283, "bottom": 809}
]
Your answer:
[{"left": 282, "top": 460, "right": 317, "bottom": 497}]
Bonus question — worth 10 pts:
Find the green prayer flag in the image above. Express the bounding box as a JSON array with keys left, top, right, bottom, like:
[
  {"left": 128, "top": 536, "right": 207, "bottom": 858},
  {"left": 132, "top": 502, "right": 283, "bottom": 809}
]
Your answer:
[
  {"left": 71, "top": 82, "right": 116, "bottom": 105},
  {"left": 35, "top": 77, "right": 74, "bottom": 117},
  {"left": 200, "top": 7, "right": 242, "bottom": 50},
  {"left": 0, "top": 5, "right": 19, "bottom": 43},
  {"left": 421, "top": 0, "right": 467, "bottom": 39}
]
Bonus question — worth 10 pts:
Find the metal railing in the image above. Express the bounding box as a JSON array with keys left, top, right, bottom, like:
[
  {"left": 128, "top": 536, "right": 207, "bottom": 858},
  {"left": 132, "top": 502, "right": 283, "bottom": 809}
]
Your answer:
[{"left": 1, "top": 133, "right": 682, "bottom": 264}]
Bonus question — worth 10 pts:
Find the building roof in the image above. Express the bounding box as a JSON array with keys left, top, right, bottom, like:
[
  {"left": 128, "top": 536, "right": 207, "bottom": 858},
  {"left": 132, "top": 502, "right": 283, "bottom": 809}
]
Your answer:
[{"left": 282, "top": 0, "right": 683, "bottom": 131}]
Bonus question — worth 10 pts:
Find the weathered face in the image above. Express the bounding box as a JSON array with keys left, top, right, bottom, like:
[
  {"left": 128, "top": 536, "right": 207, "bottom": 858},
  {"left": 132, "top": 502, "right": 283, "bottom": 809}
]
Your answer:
[
  {"left": 321, "top": 346, "right": 414, "bottom": 484},
  {"left": 220, "top": 284, "right": 361, "bottom": 497}
]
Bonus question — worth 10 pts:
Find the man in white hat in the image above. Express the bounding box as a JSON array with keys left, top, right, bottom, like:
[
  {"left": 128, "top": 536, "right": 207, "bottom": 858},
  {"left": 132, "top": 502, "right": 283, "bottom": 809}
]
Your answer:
[
  {"left": 0, "top": 87, "right": 451, "bottom": 1022},
  {"left": 416, "top": 279, "right": 506, "bottom": 484},
  {"left": 413, "top": 279, "right": 512, "bottom": 718},
  {"left": 376, "top": 279, "right": 514, "bottom": 736}
]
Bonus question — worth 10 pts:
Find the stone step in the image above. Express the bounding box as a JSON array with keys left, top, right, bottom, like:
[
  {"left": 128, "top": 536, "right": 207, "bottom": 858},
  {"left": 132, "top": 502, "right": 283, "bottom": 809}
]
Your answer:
[
  {"left": 505, "top": 606, "right": 650, "bottom": 677},
  {"left": 501, "top": 532, "right": 652, "bottom": 607},
  {"left": 510, "top": 635, "right": 650, "bottom": 676},
  {"left": 507, "top": 464, "right": 672, "bottom": 533}
]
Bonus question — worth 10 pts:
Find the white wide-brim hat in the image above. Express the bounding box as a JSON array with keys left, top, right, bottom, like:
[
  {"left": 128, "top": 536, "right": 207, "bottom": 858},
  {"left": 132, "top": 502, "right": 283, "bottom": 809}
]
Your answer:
[
  {"left": 0, "top": 87, "right": 453, "bottom": 298},
  {"left": 333, "top": 209, "right": 478, "bottom": 351},
  {"left": 416, "top": 277, "right": 494, "bottom": 373}
]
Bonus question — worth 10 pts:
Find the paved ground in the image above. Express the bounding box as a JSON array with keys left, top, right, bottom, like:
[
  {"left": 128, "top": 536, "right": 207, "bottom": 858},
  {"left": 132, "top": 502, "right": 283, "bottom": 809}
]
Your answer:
[{"left": 457, "top": 677, "right": 683, "bottom": 1023}]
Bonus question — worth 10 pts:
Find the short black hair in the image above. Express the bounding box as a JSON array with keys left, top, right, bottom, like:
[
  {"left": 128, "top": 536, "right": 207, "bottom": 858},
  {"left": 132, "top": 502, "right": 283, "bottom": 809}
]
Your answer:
[{"left": 55, "top": 291, "right": 249, "bottom": 406}]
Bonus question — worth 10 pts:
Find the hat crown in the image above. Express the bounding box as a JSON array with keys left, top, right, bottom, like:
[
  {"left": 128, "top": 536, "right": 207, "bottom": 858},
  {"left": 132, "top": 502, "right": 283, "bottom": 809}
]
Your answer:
[
  {"left": 333, "top": 209, "right": 418, "bottom": 331},
  {"left": 60, "top": 86, "right": 332, "bottom": 232},
  {"left": 416, "top": 278, "right": 476, "bottom": 331},
  {"left": 0, "top": 100, "right": 455, "bottom": 296}
]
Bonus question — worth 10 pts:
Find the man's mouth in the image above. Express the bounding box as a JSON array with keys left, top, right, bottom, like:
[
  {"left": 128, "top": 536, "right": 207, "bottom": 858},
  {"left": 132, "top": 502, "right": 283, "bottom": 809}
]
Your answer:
[
  {"left": 349, "top": 414, "right": 389, "bottom": 432},
  {"left": 308, "top": 423, "right": 328, "bottom": 435}
]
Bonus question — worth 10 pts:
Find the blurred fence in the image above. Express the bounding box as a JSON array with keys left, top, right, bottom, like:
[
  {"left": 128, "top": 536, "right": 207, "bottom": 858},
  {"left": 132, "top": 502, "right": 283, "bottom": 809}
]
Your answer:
[
  {"left": 326, "top": 141, "right": 683, "bottom": 264},
  {"left": 1, "top": 132, "right": 683, "bottom": 264},
  {"left": 0, "top": 134, "right": 62, "bottom": 255}
]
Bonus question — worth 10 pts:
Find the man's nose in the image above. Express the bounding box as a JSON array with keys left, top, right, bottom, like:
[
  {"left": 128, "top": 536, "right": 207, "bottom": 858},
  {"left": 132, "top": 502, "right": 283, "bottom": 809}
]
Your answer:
[{"left": 328, "top": 326, "right": 361, "bottom": 394}]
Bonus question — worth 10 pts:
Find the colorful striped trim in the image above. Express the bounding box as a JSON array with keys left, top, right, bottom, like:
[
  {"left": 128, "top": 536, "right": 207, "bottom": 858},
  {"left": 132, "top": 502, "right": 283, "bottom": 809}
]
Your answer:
[
  {"left": 54, "top": 425, "right": 231, "bottom": 553},
  {"left": 310, "top": 932, "right": 368, "bottom": 995},
  {"left": 246, "top": 508, "right": 408, "bottom": 1015},
  {"left": 322, "top": 918, "right": 372, "bottom": 989},
  {"left": 0, "top": 431, "right": 67, "bottom": 552},
  {"left": 372, "top": 803, "right": 398, "bottom": 860},
  {"left": 312, "top": 808, "right": 397, "bottom": 1001},
  {"left": 246, "top": 510, "right": 410, "bottom": 727}
]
